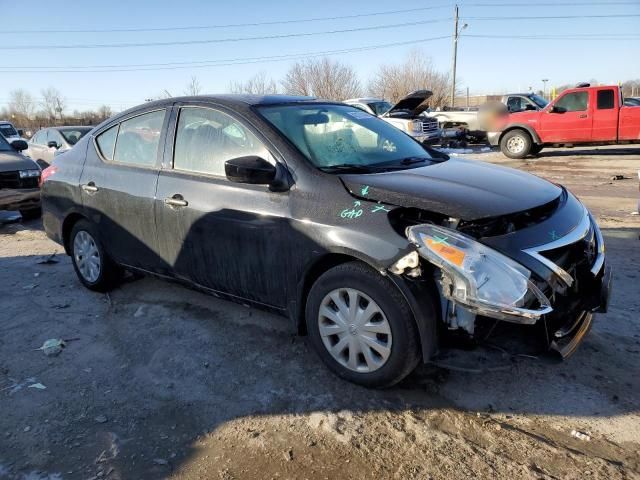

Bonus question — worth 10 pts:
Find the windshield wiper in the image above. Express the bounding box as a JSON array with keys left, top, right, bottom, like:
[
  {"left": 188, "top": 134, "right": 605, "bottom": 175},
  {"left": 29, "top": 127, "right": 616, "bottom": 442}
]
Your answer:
[{"left": 318, "top": 164, "right": 379, "bottom": 173}]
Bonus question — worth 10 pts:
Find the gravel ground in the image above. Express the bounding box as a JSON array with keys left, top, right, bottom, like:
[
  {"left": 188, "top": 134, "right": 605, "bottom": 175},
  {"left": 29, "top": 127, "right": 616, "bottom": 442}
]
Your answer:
[{"left": 1, "top": 145, "right": 639, "bottom": 480}]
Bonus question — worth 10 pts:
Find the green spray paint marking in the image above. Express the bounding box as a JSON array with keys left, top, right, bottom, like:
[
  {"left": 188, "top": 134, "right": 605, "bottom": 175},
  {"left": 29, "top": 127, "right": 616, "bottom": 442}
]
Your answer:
[
  {"left": 549, "top": 230, "right": 560, "bottom": 241},
  {"left": 361, "top": 185, "right": 370, "bottom": 196},
  {"left": 340, "top": 201, "right": 363, "bottom": 219},
  {"left": 371, "top": 205, "right": 390, "bottom": 213},
  {"left": 432, "top": 235, "right": 449, "bottom": 245}
]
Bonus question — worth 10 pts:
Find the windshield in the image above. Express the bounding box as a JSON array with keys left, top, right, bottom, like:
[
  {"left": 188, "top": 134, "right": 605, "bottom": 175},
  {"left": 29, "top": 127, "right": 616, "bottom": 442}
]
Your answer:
[
  {"left": 367, "top": 101, "right": 393, "bottom": 115},
  {"left": 59, "top": 127, "right": 92, "bottom": 145},
  {"left": 259, "top": 104, "right": 435, "bottom": 171},
  {"left": 0, "top": 124, "right": 18, "bottom": 138},
  {"left": 0, "top": 133, "right": 12, "bottom": 151},
  {"left": 529, "top": 94, "right": 549, "bottom": 108}
]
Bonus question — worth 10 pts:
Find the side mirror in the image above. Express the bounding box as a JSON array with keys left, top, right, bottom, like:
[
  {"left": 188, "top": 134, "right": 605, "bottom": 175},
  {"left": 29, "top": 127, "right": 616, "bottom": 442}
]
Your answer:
[
  {"left": 11, "top": 139, "right": 28, "bottom": 152},
  {"left": 47, "top": 140, "right": 60, "bottom": 149},
  {"left": 524, "top": 104, "right": 536, "bottom": 111},
  {"left": 17, "top": 129, "right": 24, "bottom": 136},
  {"left": 550, "top": 105, "right": 566, "bottom": 114},
  {"left": 225, "top": 156, "right": 276, "bottom": 185}
]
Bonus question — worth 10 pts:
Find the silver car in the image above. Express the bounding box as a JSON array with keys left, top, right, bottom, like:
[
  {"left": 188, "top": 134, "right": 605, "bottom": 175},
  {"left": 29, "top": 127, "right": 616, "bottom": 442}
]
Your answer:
[{"left": 26, "top": 126, "right": 93, "bottom": 168}]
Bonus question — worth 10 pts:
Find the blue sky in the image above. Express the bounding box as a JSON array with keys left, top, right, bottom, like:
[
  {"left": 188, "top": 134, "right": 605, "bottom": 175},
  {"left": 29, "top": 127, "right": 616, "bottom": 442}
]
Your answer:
[{"left": 0, "top": 0, "right": 638, "bottom": 112}]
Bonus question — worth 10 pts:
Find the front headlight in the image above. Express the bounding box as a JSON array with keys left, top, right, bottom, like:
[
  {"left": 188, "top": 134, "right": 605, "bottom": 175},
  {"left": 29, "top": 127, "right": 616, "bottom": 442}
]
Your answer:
[
  {"left": 19, "top": 169, "right": 41, "bottom": 178},
  {"left": 407, "top": 224, "right": 552, "bottom": 323}
]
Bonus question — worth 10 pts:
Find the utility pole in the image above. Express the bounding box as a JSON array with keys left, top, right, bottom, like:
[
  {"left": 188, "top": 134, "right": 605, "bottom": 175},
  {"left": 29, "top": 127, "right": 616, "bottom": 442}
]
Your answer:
[
  {"left": 542, "top": 78, "right": 549, "bottom": 99},
  {"left": 450, "top": 5, "right": 467, "bottom": 107}
]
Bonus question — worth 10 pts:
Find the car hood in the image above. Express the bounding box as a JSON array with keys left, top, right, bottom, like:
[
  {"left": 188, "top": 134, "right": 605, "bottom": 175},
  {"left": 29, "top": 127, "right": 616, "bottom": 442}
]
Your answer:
[
  {"left": 383, "top": 90, "right": 433, "bottom": 116},
  {"left": 339, "top": 158, "right": 562, "bottom": 221},
  {"left": 0, "top": 150, "right": 39, "bottom": 171}
]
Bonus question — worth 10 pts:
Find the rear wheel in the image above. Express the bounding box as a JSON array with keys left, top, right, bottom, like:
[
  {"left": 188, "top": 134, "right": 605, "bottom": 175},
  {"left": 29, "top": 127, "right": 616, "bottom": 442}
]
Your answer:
[
  {"left": 305, "top": 262, "right": 422, "bottom": 388},
  {"left": 70, "top": 220, "right": 120, "bottom": 292},
  {"left": 500, "top": 129, "right": 532, "bottom": 159}
]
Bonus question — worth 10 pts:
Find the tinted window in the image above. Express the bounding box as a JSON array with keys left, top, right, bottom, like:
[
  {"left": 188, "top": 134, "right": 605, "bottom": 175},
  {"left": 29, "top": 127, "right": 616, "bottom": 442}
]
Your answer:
[
  {"left": 60, "top": 128, "right": 91, "bottom": 145},
  {"left": 113, "top": 110, "right": 165, "bottom": 166},
  {"left": 506, "top": 96, "right": 524, "bottom": 112},
  {"left": 173, "top": 107, "right": 269, "bottom": 176},
  {"left": 597, "top": 90, "right": 615, "bottom": 110},
  {"left": 96, "top": 125, "right": 118, "bottom": 161},
  {"left": 0, "top": 123, "right": 18, "bottom": 138},
  {"left": 555, "top": 92, "right": 588, "bottom": 112},
  {"left": 0, "top": 133, "right": 11, "bottom": 151}
]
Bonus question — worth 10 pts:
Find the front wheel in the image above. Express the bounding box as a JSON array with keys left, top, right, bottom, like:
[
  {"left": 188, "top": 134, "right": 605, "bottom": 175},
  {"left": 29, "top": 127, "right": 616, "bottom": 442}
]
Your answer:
[
  {"left": 305, "top": 262, "right": 422, "bottom": 388},
  {"left": 500, "top": 129, "right": 532, "bottom": 159},
  {"left": 70, "top": 219, "right": 121, "bottom": 292}
]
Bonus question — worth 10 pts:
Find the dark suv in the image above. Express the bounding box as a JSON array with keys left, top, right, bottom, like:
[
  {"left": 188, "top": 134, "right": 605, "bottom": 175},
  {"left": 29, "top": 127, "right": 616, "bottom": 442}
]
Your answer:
[
  {"left": 41, "top": 95, "right": 610, "bottom": 387},
  {"left": 0, "top": 134, "right": 41, "bottom": 219}
]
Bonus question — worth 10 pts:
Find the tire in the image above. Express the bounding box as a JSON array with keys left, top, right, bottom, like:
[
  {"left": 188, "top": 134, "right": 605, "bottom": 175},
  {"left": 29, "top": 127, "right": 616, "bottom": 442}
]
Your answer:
[
  {"left": 19, "top": 207, "right": 42, "bottom": 220},
  {"left": 530, "top": 144, "right": 543, "bottom": 156},
  {"left": 500, "top": 129, "right": 532, "bottom": 159},
  {"left": 69, "top": 219, "right": 120, "bottom": 292},
  {"left": 305, "top": 261, "right": 423, "bottom": 388}
]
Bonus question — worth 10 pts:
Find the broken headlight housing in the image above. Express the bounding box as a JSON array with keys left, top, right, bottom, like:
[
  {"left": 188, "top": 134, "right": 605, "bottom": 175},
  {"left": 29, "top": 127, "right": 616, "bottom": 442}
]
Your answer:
[{"left": 407, "top": 224, "right": 552, "bottom": 324}]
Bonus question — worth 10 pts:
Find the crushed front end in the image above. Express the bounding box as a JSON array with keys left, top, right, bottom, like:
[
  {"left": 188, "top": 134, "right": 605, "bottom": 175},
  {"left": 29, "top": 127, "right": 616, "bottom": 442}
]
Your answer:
[{"left": 391, "top": 189, "right": 610, "bottom": 359}]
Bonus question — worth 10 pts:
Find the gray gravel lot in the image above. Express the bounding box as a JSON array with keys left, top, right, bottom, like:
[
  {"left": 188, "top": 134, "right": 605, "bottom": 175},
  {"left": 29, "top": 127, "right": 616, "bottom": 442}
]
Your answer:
[{"left": 1, "top": 145, "right": 639, "bottom": 479}]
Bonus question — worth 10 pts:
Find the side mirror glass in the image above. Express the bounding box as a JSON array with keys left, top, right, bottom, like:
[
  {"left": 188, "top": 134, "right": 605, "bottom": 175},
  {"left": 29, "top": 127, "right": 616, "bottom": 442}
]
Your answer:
[
  {"left": 47, "top": 140, "right": 60, "bottom": 149},
  {"left": 11, "top": 139, "right": 28, "bottom": 152},
  {"left": 225, "top": 156, "right": 276, "bottom": 185}
]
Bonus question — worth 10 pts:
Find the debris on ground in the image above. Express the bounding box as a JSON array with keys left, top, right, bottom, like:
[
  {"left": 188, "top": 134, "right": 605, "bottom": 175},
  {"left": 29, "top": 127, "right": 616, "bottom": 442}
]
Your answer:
[
  {"left": 611, "top": 175, "right": 626, "bottom": 180},
  {"left": 27, "top": 383, "right": 46, "bottom": 390},
  {"left": 571, "top": 429, "right": 591, "bottom": 441},
  {"left": 152, "top": 458, "right": 169, "bottom": 466},
  {"left": 35, "top": 339, "right": 66, "bottom": 357},
  {"left": 37, "top": 253, "right": 59, "bottom": 265}
]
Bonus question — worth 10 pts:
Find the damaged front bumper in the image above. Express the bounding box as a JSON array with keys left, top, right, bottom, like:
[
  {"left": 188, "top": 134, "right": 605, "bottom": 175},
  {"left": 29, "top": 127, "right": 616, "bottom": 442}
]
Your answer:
[{"left": 0, "top": 188, "right": 41, "bottom": 211}]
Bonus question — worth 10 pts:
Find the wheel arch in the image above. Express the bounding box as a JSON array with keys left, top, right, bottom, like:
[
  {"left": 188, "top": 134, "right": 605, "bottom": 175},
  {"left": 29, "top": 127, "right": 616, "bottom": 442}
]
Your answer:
[
  {"left": 61, "top": 212, "right": 87, "bottom": 255},
  {"left": 293, "top": 253, "right": 440, "bottom": 362},
  {"left": 499, "top": 124, "right": 542, "bottom": 145}
]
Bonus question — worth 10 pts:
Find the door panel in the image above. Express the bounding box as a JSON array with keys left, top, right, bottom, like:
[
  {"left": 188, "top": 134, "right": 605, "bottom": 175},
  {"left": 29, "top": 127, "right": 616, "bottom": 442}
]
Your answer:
[
  {"left": 538, "top": 91, "right": 592, "bottom": 143},
  {"left": 79, "top": 109, "right": 168, "bottom": 271},
  {"left": 591, "top": 88, "right": 618, "bottom": 142},
  {"left": 155, "top": 105, "right": 290, "bottom": 308}
]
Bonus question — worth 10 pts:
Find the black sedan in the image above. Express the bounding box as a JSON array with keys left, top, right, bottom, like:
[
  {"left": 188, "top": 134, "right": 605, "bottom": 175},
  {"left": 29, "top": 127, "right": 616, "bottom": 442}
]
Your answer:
[{"left": 40, "top": 95, "right": 610, "bottom": 387}]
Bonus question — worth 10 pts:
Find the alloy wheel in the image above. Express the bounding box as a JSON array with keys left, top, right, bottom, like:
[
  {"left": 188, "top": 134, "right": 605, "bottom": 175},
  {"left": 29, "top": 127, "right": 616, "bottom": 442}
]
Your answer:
[
  {"left": 318, "top": 288, "right": 392, "bottom": 373},
  {"left": 73, "top": 230, "right": 101, "bottom": 283}
]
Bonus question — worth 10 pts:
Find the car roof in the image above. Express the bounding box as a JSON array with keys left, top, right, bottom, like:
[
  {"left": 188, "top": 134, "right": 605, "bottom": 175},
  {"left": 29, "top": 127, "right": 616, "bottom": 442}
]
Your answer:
[
  {"left": 344, "top": 98, "right": 386, "bottom": 103},
  {"left": 143, "top": 94, "right": 323, "bottom": 109}
]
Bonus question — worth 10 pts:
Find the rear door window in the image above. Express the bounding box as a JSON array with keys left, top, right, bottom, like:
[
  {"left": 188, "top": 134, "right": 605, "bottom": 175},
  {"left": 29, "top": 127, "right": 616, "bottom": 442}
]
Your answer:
[
  {"left": 597, "top": 90, "right": 615, "bottom": 110},
  {"left": 555, "top": 92, "right": 588, "bottom": 112},
  {"left": 173, "top": 107, "right": 270, "bottom": 176},
  {"left": 112, "top": 110, "right": 166, "bottom": 167}
]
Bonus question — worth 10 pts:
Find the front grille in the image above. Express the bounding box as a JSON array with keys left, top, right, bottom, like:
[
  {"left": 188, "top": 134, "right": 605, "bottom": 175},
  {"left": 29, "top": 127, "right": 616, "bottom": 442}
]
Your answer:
[
  {"left": 0, "top": 171, "right": 38, "bottom": 189},
  {"left": 421, "top": 120, "right": 439, "bottom": 133}
]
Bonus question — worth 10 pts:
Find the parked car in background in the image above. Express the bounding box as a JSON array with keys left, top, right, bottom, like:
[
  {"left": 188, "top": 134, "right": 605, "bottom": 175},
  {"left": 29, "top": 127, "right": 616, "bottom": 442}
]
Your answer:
[
  {"left": 344, "top": 91, "right": 442, "bottom": 145},
  {"left": 40, "top": 94, "right": 611, "bottom": 387},
  {"left": 0, "top": 134, "right": 41, "bottom": 219},
  {"left": 623, "top": 97, "right": 640, "bottom": 107},
  {"left": 488, "top": 84, "right": 640, "bottom": 158},
  {"left": 26, "top": 126, "right": 93, "bottom": 168},
  {"left": 0, "top": 120, "right": 24, "bottom": 143}
]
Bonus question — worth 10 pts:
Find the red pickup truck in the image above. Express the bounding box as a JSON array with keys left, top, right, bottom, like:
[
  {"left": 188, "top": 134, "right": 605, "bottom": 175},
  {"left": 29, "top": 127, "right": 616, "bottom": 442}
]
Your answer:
[{"left": 487, "top": 85, "right": 640, "bottom": 158}]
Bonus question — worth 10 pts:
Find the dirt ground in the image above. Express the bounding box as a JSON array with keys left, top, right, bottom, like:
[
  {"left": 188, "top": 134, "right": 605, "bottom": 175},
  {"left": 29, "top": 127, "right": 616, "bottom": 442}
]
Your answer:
[{"left": 1, "top": 145, "right": 639, "bottom": 480}]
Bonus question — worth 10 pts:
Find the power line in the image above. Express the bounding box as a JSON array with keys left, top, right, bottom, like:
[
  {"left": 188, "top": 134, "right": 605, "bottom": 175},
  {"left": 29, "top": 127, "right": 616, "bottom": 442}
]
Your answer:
[
  {"left": 466, "top": 33, "right": 640, "bottom": 39},
  {"left": 466, "top": 13, "right": 640, "bottom": 20},
  {"left": 0, "top": 18, "right": 451, "bottom": 50},
  {"left": 0, "top": 36, "right": 451, "bottom": 73},
  {"left": 0, "top": 5, "right": 453, "bottom": 35}
]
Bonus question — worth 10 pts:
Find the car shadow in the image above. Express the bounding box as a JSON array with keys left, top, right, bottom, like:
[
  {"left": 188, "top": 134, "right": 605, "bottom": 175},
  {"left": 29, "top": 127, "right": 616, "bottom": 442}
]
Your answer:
[{"left": 536, "top": 146, "right": 640, "bottom": 158}]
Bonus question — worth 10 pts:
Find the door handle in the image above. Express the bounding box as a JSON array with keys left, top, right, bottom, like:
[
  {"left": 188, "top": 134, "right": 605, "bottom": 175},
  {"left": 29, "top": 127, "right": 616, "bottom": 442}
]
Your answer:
[
  {"left": 164, "top": 195, "right": 188, "bottom": 208},
  {"left": 81, "top": 182, "right": 98, "bottom": 193},
  {"left": 578, "top": 114, "right": 588, "bottom": 118}
]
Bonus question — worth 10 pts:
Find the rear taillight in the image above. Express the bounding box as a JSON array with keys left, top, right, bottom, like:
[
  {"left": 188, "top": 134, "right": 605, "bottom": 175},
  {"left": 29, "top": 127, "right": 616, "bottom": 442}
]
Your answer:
[{"left": 39, "top": 165, "right": 58, "bottom": 187}]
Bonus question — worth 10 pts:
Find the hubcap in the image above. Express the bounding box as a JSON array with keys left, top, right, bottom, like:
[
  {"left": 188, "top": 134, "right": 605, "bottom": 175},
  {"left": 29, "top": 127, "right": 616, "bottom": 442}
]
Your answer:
[
  {"left": 318, "top": 288, "right": 392, "bottom": 373},
  {"left": 506, "top": 135, "right": 526, "bottom": 153},
  {"left": 73, "top": 230, "right": 101, "bottom": 283}
]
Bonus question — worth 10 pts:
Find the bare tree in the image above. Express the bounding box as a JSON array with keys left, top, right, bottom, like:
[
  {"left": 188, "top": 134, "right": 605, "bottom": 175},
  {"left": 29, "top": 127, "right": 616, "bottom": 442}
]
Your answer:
[
  {"left": 184, "top": 76, "right": 202, "bottom": 96},
  {"left": 229, "top": 72, "right": 278, "bottom": 95},
  {"left": 8, "top": 89, "right": 36, "bottom": 119},
  {"left": 97, "top": 105, "right": 113, "bottom": 121},
  {"left": 40, "top": 87, "right": 66, "bottom": 123},
  {"left": 368, "top": 50, "right": 451, "bottom": 108},
  {"left": 281, "top": 58, "right": 361, "bottom": 100}
]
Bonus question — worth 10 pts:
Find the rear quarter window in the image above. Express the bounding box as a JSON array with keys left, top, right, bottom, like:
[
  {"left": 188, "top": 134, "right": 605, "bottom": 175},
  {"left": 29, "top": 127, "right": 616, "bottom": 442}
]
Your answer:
[
  {"left": 597, "top": 90, "right": 615, "bottom": 110},
  {"left": 96, "top": 125, "right": 118, "bottom": 161}
]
